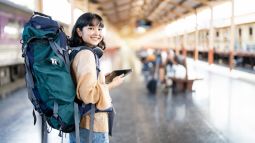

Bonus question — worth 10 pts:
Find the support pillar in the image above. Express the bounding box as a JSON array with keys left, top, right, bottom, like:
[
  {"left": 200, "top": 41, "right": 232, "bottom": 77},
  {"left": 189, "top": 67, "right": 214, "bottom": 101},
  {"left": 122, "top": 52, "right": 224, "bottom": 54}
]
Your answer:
[
  {"left": 208, "top": 7, "right": 214, "bottom": 65},
  {"left": 183, "top": 27, "right": 187, "bottom": 58},
  {"left": 194, "top": 11, "right": 199, "bottom": 61},
  {"left": 35, "top": 0, "right": 43, "bottom": 12},
  {"left": 229, "top": 0, "right": 235, "bottom": 70},
  {"left": 69, "top": 0, "right": 75, "bottom": 35},
  {"left": 175, "top": 35, "right": 180, "bottom": 55}
]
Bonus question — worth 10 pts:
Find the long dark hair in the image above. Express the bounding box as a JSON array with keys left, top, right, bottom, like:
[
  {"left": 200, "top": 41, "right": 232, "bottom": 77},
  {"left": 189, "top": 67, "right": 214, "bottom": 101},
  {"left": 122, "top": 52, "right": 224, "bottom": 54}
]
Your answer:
[{"left": 69, "top": 12, "right": 106, "bottom": 50}]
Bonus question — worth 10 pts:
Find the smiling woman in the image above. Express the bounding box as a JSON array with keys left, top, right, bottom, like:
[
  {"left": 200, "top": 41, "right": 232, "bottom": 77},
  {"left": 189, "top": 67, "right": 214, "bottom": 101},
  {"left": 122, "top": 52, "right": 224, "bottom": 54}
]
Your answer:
[
  {"left": 69, "top": 13, "right": 105, "bottom": 48},
  {"left": 68, "top": 12, "right": 125, "bottom": 143}
]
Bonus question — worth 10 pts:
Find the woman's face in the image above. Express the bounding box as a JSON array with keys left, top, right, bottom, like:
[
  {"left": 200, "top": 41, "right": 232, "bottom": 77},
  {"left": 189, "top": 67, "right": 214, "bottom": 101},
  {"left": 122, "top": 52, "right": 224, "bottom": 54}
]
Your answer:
[{"left": 78, "top": 24, "right": 104, "bottom": 46}]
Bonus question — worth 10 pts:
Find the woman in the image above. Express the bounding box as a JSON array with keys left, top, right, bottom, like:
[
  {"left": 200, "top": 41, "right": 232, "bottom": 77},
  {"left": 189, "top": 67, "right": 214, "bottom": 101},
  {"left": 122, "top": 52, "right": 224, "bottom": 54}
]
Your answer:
[{"left": 69, "top": 12, "right": 124, "bottom": 143}]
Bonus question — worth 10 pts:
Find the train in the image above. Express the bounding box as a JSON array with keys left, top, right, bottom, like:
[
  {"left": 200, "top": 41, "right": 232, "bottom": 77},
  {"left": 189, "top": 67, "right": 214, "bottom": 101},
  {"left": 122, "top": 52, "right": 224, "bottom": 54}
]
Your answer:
[{"left": 0, "top": 1, "right": 32, "bottom": 87}]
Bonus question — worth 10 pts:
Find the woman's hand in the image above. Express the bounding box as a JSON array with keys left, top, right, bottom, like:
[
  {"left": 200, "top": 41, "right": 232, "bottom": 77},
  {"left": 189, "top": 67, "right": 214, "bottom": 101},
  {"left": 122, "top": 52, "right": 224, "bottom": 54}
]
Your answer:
[{"left": 107, "top": 74, "right": 125, "bottom": 90}]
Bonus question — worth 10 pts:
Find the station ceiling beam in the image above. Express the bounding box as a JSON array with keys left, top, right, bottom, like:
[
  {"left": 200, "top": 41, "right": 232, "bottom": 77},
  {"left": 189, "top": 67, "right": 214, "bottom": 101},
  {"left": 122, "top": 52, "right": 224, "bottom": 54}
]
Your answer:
[{"left": 86, "top": 0, "right": 228, "bottom": 36}]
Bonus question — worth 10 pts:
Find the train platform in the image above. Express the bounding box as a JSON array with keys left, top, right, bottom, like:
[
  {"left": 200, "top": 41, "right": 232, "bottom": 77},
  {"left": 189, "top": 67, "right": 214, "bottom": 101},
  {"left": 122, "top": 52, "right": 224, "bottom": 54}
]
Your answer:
[
  {"left": 0, "top": 59, "right": 255, "bottom": 143},
  {"left": 0, "top": 79, "right": 25, "bottom": 99}
]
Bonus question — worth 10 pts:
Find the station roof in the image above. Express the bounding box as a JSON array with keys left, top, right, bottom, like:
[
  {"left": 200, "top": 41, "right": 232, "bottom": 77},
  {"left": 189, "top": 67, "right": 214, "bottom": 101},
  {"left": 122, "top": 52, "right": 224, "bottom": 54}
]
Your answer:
[{"left": 90, "top": 0, "right": 228, "bottom": 35}]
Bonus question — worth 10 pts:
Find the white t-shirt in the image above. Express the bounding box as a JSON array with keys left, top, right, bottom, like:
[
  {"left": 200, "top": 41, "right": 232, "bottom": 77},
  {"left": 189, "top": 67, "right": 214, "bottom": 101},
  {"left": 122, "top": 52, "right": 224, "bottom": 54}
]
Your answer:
[{"left": 173, "top": 64, "right": 186, "bottom": 79}]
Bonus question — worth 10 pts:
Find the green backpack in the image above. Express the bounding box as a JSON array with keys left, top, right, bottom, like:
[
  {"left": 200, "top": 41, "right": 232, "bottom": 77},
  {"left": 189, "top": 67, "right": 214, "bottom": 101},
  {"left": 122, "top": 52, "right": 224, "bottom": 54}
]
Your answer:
[{"left": 22, "top": 12, "right": 77, "bottom": 133}]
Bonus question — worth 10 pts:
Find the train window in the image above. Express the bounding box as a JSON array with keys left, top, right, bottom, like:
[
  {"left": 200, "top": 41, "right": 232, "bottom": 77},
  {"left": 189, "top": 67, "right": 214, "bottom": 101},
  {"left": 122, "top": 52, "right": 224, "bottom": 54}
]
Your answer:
[
  {"left": 239, "top": 28, "right": 242, "bottom": 37},
  {"left": 0, "top": 68, "right": 7, "bottom": 77},
  {"left": 249, "top": 27, "right": 253, "bottom": 36},
  {"left": 3, "top": 20, "right": 19, "bottom": 40}
]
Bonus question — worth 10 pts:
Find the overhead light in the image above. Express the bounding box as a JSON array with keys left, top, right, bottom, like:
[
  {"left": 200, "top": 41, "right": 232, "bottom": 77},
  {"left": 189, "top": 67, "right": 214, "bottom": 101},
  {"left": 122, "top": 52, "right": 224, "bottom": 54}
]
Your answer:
[
  {"left": 136, "top": 19, "right": 152, "bottom": 33},
  {"left": 136, "top": 19, "right": 152, "bottom": 29}
]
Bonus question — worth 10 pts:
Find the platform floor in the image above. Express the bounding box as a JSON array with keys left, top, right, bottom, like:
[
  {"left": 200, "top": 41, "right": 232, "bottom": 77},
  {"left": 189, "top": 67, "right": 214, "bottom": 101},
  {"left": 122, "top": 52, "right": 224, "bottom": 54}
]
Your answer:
[{"left": 0, "top": 60, "right": 255, "bottom": 143}]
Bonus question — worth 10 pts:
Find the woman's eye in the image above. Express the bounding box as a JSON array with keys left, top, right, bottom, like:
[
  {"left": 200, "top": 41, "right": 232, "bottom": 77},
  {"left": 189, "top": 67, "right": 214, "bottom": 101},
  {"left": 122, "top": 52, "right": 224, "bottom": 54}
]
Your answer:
[
  {"left": 98, "top": 28, "right": 103, "bottom": 31},
  {"left": 88, "top": 27, "right": 93, "bottom": 30}
]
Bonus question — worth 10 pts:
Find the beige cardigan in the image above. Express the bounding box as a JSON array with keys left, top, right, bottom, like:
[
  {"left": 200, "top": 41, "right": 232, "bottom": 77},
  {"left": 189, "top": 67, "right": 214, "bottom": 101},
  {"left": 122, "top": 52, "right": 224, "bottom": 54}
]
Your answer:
[{"left": 72, "top": 50, "right": 112, "bottom": 132}]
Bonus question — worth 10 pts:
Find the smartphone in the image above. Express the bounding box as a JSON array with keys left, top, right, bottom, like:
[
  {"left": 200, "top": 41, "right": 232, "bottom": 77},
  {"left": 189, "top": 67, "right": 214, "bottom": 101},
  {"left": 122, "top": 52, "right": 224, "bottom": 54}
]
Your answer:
[{"left": 105, "top": 69, "right": 132, "bottom": 84}]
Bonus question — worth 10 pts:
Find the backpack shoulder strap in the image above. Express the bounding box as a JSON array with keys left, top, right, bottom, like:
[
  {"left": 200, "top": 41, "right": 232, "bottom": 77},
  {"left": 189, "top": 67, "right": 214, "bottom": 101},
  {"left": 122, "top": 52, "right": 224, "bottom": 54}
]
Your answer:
[{"left": 70, "top": 46, "right": 100, "bottom": 76}]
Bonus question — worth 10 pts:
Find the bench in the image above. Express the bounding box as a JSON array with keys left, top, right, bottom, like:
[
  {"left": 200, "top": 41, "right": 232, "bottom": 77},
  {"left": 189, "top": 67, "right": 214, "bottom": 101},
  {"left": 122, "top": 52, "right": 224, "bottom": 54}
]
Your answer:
[
  {"left": 166, "top": 55, "right": 203, "bottom": 93},
  {"left": 169, "top": 77, "right": 202, "bottom": 92}
]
